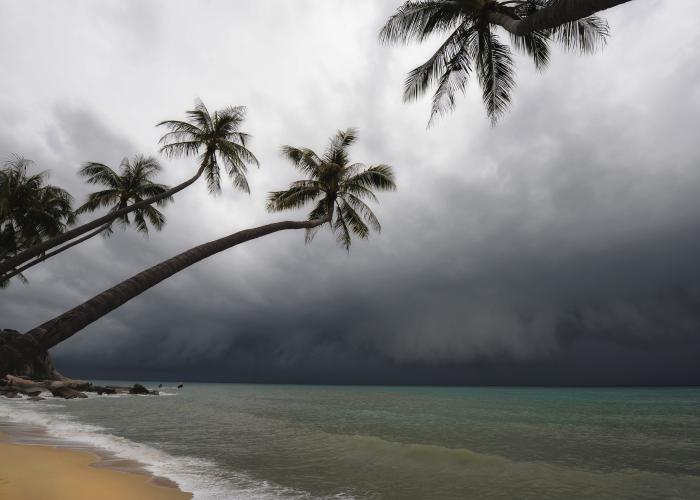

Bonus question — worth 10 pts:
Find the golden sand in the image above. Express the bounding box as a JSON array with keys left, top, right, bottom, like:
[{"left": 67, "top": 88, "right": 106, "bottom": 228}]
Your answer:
[{"left": 0, "top": 437, "right": 192, "bottom": 500}]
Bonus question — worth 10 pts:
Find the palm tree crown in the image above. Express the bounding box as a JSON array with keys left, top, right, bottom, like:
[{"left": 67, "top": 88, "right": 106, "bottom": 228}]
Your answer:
[
  {"left": 157, "top": 99, "right": 259, "bottom": 194},
  {"left": 380, "top": 0, "right": 609, "bottom": 124},
  {"left": 0, "top": 157, "right": 74, "bottom": 260},
  {"left": 76, "top": 155, "right": 172, "bottom": 236},
  {"left": 267, "top": 128, "right": 396, "bottom": 250}
]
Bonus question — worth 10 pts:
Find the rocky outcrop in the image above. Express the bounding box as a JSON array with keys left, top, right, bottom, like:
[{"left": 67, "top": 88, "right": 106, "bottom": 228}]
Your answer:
[
  {"left": 129, "top": 383, "right": 158, "bottom": 395},
  {"left": 1, "top": 330, "right": 160, "bottom": 400},
  {"left": 1, "top": 374, "right": 159, "bottom": 399},
  {"left": 0, "top": 328, "right": 60, "bottom": 380}
]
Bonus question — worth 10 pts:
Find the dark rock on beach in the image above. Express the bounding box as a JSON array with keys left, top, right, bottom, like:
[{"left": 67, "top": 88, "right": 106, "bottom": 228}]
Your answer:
[
  {"left": 129, "top": 383, "right": 158, "bottom": 395},
  {"left": 50, "top": 386, "right": 88, "bottom": 399},
  {"left": 1, "top": 329, "right": 160, "bottom": 400}
]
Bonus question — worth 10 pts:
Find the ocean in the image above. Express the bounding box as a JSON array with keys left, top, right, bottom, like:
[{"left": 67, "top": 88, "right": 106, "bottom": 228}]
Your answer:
[{"left": 1, "top": 384, "right": 699, "bottom": 499}]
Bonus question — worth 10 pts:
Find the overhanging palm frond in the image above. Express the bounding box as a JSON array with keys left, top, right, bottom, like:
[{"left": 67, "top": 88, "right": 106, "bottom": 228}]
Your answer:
[
  {"left": 379, "top": 0, "right": 465, "bottom": 44},
  {"left": 381, "top": 0, "right": 610, "bottom": 124},
  {"left": 476, "top": 28, "right": 516, "bottom": 125},
  {"left": 552, "top": 15, "right": 609, "bottom": 53}
]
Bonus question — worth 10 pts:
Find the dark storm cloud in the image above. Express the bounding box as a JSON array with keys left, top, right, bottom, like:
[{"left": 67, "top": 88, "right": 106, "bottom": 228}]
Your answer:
[{"left": 2, "top": 1, "right": 699, "bottom": 384}]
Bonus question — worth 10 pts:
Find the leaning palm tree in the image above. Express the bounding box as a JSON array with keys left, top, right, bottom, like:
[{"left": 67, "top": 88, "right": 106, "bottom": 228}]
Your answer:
[
  {"left": 0, "top": 129, "right": 395, "bottom": 377},
  {"left": 267, "top": 128, "right": 396, "bottom": 250},
  {"left": 483, "top": 0, "right": 632, "bottom": 36},
  {"left": 1, "top": 157, "right": 75, "bottom": 285},
  {"left": 0, "top": 99, "right": 258, "bottom": 279},
  {"left": 77, "top": 155, "right": 172, "bottom": 237},
  {"left": 0, "top": 156, "right": 173, "bottom": 285},
  {"left": 380, "top": 0, "right": 609, "bottom": 124}
]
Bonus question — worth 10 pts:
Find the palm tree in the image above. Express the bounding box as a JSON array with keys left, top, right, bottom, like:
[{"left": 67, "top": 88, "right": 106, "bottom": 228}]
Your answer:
[
  {"left": 380, "top": 0, "right": 610, "bottom": 124},
  {"left": 0, "top": 156, "right": 173, "bottom": 285},
  {"left": 157, "top": 99, "right": 258, "bottom": 194},
  {"left": 0, "top": 99, "right": 258, "bottom": 279},
  {"left": 0, "top": 130, "right": 395, "bottom": 377},
  {"left": 485, "top": 0, "right": 632, "bottom": 36},
  {"left": 1, "top": 157, "right": 75, "bottom": 285},
  {"left": 77, "top": 155, "right": 172, "bottom": 236},
  {"left": 267, "top": 128, "right": 396, "bottom": 249}
]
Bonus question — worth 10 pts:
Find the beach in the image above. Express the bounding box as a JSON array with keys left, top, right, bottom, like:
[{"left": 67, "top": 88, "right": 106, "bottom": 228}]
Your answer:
[
  {"left": 2, "top": 384, "right": 699, "bottom": 499},
  {"left": 0, "top": 432, "right": 191, "bottom": 500}
]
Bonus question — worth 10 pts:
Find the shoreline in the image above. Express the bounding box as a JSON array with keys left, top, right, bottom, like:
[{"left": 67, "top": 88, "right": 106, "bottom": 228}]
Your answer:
[{"left": 0, "top": 424, "right": 192, "bottom": 500}]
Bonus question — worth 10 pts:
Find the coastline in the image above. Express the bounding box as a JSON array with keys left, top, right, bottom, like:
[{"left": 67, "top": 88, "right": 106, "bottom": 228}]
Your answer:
[{"left": 0, "top": 427, "right": 192, "bottom": 500}]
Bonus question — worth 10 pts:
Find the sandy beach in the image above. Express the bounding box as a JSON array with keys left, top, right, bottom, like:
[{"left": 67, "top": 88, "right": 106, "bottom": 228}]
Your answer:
[{"left": 0, "top": 432, "right": 191, "bottom": 500}]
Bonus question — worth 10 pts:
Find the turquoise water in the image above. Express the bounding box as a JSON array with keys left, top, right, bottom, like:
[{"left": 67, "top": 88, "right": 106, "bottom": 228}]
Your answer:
[{"left": 2, "top": 385, "right": 699, "bottom": 499}]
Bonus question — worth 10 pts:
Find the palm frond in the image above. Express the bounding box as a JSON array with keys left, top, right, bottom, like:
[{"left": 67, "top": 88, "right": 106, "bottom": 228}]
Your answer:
[
  {"left": 551, "top": 15, "right": 609, "bottom": 53},
  {"left": 332, "top": 202, "right": 353, "bottom": 251},
  {"left": 78, "top": 162, "right": 121, "bottom": 188},
  {"left": 344, "top": 193, "right": 382, "bottom": 232},
  {"left": 324, "top": 128, "right": 358, "bottom": 166},
  {"left": 476, "top": 28, "right": 515, "bottom": 125},
  {"left": 266, "top": 181, "right": 322, "bottom": 212},
  {"left": 345, "top": 165, "right": 397, "bottom": 192},
  {"left": 379, "top": 0, "right": 465, "bottom": 44},
  {"left": 509, "top": 29, "right": 550, "bottom": 70}
]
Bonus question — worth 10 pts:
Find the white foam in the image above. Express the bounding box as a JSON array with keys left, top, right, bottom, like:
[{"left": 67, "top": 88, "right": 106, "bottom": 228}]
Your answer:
[{"left": 0, "top": 399, "right": 320, "bottom": 499}]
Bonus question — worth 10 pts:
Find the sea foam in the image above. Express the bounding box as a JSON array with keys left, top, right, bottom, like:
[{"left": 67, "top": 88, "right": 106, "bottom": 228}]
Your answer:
[{"left": 0, "top": 399, "right": 320, "bottom": 500}]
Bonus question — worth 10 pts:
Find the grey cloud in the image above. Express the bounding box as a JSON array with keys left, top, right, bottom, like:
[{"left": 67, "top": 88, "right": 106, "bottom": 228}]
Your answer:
[{"left": 1, "top": 1, "right": 700, "bottom": 385}]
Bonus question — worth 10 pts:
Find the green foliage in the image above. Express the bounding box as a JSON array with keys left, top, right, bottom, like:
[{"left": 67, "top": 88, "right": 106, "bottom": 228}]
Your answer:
[
  {"left": 76, "top": 155, "right": 172, "bottom": 237},
  {"left": 380, "top": 0, "right": 609, "bottom": 124},
  {"left": 0, "top": 156, "right": 75, "bottom": 286},
  {"left": 157, "top": 99, "right": 259, "bottom": 194},
  {"left": 267, "top": 129, "right": 396, "bottom": 250}
]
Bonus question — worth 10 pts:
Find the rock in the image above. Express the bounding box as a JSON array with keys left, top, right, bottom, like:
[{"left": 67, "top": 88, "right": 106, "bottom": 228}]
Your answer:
[
  {"left": 50, "top": 386, "right": 88, "bottom": 399},
  {"left": 28, "top": 396, "right": 45, "bottom": 401},
  {"left": 1, "top": 390, "right": 19, "bottom": 398},
  {"left": 92, "top": 386, "right": 117, "bottom": 395},
  {"left": 0, "top": 329, "right": 58, "bottom": 379},
  {"left": 129, "top": 383, "right": 157, "bottom": 395}
]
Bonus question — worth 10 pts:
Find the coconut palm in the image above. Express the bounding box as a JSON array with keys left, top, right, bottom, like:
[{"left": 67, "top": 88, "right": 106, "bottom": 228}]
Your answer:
[
  {"left": 0, "top": 99, "right": 258, "bottom": 278},
  {"left": 380, "top": 0, "right": 610, "bottom": 124},
  {"left": 157, "top": 99, "right": 258, "bottom": 194},
  {"left": 1, "top": 157, "right": 75, "bottom": 285},
  {"left": 1, "top": 156, "right": 173, "bottom": 285},
  {"left": 76, "top": 155, "right": 172, "bottom": 236},
  {"left": 0, "top": 130, "right": 395, "bottom": 377},
  {"left": 267, "top": 128, "right": 396, "bottom": 249},
  {"left": 485, "top": 0, "right": 632, "bottom": 36}
]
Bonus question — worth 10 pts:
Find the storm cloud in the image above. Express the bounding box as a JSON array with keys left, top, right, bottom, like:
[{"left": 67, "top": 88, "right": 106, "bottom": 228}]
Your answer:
[{"left": 1, "top": 0, "right": 699, "bottom": 385}]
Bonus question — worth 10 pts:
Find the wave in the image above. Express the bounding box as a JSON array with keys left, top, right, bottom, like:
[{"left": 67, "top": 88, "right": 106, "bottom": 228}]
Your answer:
[
  {"left": 0, "top": 399, "right": 321, "bottom": 500},
  {"left": 346, "top": 434, "right": 507, "bottom": 467}
]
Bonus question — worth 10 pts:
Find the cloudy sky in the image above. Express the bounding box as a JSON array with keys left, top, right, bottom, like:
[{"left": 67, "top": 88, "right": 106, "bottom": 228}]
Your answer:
[{"left": 2, "top": 0, "right": 699, "bottom": 385}]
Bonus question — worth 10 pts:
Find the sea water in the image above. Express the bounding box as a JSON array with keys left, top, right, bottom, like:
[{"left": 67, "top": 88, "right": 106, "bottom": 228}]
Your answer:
[{"left": 1, "top": 385, "right": 699, "bottom": 499}]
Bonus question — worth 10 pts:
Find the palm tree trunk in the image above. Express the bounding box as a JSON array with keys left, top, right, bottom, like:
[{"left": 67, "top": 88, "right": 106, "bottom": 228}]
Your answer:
[
  {"left": 487, "top": 0, "right": 633, "bottom": 35},
  {"left": 0, "top": 165, "right": 207, "bottom": 278},
  {"left": 0, "top": 217, "right": 327, "bottom": 377},
  {"left": 1, "top": 223, "right": 111, "bottom": 283}
]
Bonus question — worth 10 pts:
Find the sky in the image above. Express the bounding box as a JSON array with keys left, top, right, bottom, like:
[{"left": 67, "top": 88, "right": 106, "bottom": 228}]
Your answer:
[{"left": 1, "top": 0, "right": 699, "bottom": 385}]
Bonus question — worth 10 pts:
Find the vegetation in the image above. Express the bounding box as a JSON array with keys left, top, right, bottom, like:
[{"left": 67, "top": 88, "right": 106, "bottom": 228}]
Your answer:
[
  {"left": 380, "top": 0, "right": 609, "bottom": 124},
  {"left": 0, "top": 129, "right": 394, "bottom": 375},
  {"left": 268, "top": 128, "right": 396, "bottom": 249},
  {"left": 0, "top": 0, "right": 639, "bottom": 376},
  {"left": 0, "top": 156, "right": 174, "bottom": 285},
  {"left": 76, "top": 155, "right": 172, "bottom": 237},
  {"left": 0, "top": 100, "right": 257, "bottom": 278},
  {"left": 0, "top": 157, "right": 75, "bottom": 286}
]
